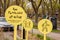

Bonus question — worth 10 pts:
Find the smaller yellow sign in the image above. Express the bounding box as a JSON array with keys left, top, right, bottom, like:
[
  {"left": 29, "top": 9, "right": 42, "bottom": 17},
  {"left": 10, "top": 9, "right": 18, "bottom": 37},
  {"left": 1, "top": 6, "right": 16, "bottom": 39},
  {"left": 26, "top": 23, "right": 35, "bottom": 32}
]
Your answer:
[
  {"left": 22, "top": 19, "right": 33, "bottom": 40},
  {"left": 38, "top": 19, "right": 53, "bottom": 34},
  {"left": 22, "top": 19, "right": 33, "bottom": 31},
  {"left": 38, "top": 19, "right": 53, "bottom": 40}
]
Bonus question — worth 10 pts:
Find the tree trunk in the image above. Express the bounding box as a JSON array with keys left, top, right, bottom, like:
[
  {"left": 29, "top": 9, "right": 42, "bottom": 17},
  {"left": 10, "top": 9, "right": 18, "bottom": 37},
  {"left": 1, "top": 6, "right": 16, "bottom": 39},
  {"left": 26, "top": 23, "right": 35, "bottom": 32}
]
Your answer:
[
  {"left": 4, "top": 0, "right": 6, "bottom": 17},
  {"left": 16, "top": 0, "right": 20, "bottom": 5},
  {"left": 42, "top": 0, "right": 45, "bottom": 16},
  {"left": 7, "top": 0, "right": 10, "bottom": 8},
  {"left": 59, "top": 0, "right": 60, "bottom": 20},
  {"left": 0, "top": 1, "right": 1, "bottom": 16},
  {"left": 59, "top": 0, "right": 60, "bottom": 13},
  {"left": 30, "top": 0, "right": 42, "bottom": 26},
  {"left": 35, "top": 8, "right": 38, "bottom": 26},
  {"left": 49, "top": 0, "right": 54, "bottom": 16}
]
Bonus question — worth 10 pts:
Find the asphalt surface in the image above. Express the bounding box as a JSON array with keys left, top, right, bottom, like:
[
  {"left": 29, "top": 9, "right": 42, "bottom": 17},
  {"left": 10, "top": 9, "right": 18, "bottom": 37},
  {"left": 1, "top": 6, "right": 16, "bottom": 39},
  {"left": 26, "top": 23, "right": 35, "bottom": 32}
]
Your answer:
[{"left": 30, "top": 29, "right": 60, "bottom": 40}]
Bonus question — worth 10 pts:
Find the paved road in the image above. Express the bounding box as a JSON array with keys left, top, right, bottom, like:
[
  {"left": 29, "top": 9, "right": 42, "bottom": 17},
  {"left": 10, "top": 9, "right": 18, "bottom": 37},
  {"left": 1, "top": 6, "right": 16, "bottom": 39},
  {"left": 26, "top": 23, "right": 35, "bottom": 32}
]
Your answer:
[
  {"left": 48, "top": 33, "right": 60, "bottom": 40},
  {"left": 30, "top": 29, "right": 60, "bottom": 40},
  {"left": 57, "top": 28, "right": 60, "bottom": 30}
]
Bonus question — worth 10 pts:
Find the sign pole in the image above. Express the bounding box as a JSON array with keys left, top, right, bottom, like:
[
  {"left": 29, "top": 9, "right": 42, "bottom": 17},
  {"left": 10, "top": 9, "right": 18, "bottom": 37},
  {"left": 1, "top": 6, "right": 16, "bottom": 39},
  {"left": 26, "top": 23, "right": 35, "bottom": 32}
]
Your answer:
[
  {"left": 44, "top": 34, "right": 46, "bottom": 40},
  {"left": 14, "top": 25, "right": 17, "bottom": 40},
  {"left": 26, "top": 31, "right": 28, "bottom": 40}
]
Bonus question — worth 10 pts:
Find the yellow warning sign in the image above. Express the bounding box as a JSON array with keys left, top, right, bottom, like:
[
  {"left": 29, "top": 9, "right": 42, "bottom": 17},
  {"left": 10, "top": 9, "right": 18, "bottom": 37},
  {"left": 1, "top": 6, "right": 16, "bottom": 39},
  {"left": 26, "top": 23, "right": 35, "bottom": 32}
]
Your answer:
[
  {"left": 22, "top": 19, "right": 33, "bottom": 31},
  {"left": 38, "top": 19, "right": 53, "bottom": 34},
  {"left": 22, "top": 19, "right": 33, "bottom": 40},
  {"left": 38, "top": 19, "right": 53, "bottom": 40},
  {"left": 5, "top": 5, "right": 27, "bottom": 25},
  {"left": 5, "top": 5, "right": 27, "bottom": 40}
]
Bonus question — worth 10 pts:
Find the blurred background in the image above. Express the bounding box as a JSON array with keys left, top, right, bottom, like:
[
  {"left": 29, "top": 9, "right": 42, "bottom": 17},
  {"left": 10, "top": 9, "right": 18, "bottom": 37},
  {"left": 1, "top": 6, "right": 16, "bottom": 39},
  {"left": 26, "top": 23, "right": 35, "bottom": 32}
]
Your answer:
[{"left": 0, "top": 0, "right": 60, "bottom": 40}]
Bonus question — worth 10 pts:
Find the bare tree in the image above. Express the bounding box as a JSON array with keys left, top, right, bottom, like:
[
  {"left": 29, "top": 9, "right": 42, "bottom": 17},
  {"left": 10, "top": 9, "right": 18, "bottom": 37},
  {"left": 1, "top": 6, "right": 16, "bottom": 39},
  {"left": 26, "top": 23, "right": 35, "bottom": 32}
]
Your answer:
[
  {"left": 16, "top": 0, "right": 20, "bottom": 5},
  {"left": 29, "top": 0, "right": 42, "bottom": 25},
  {"left": 59, "top": 0, "right": 60, "bottom": 14},
  {"left": 0, "top": 1, "right": 1, "bottom": 16},
  {"left": 59, "top": 0, "right": 60, "bottom": 20},
  {"left": 49, "top": 0, "right": 54, "bottom": 16},
  {"left": 42, "top": 0, "right": 45, "bottom": 16},
  {"left": 0, "top": 0, "right": 10, "bottom": 16}
]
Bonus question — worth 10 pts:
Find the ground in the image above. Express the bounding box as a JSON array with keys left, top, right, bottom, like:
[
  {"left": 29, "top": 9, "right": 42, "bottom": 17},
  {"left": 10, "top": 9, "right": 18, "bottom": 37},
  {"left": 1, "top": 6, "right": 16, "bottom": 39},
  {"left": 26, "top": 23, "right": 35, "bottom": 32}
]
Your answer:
[
  {"left": 0, "top": 28, "right": 60, "bottom": 40},
  {"left": 0, "top": 30, "right": 41, "bottom": 40},
  {"left": 30, "top": 29, "right": 60, "bottom": 40}
]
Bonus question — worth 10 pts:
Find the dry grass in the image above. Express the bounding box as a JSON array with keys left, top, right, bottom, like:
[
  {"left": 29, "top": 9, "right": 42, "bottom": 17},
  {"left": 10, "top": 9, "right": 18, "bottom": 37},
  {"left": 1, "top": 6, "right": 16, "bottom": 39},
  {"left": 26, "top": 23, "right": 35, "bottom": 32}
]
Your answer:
[{"left": 0, "top": 30, "right": 41, "bottom": 40}]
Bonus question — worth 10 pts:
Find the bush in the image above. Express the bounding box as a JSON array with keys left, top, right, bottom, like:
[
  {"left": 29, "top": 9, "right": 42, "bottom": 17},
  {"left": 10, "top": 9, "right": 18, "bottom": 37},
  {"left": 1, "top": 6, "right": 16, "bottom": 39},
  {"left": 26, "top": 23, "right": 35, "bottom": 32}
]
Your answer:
[{"left": 37, "top": 34, "right": 53, "bottom": 40}]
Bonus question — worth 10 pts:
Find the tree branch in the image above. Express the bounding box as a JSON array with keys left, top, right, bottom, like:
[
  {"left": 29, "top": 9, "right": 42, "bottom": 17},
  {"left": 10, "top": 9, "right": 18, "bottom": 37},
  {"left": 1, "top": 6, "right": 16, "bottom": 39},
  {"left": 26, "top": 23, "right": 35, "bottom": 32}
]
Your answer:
[
  {"left": 37, "top": 0, "right": 42, "bottom": 9},
  {"left": 30, "top": 0, "right": 37, "bottom": 12}
]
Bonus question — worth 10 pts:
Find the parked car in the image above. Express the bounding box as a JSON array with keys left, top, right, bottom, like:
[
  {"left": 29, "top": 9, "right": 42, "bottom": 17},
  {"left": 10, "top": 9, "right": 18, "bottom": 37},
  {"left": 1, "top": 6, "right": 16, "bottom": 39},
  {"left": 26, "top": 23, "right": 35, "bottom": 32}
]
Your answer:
[{"left": 0, "top": 17, "right": 14, "bottom": 31}]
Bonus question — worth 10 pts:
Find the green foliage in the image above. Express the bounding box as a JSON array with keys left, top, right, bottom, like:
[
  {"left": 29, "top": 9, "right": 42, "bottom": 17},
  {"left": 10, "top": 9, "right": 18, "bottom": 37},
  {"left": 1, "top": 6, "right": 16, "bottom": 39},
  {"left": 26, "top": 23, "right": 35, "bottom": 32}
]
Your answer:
[
  {"left": 37, "top": 34, "right": 43, "bottom": 39},
  {"left": 33, "top": 24, "right": 38, "bottom": 29},
  {"left": 52, "top": 30, "right": 60, "bottom": 33},
  {"left": 5, "top": 38, "right": 9, "bottom": 40},
  {"left": 37, "top": 34, "right": 53, "bottom": 40}
]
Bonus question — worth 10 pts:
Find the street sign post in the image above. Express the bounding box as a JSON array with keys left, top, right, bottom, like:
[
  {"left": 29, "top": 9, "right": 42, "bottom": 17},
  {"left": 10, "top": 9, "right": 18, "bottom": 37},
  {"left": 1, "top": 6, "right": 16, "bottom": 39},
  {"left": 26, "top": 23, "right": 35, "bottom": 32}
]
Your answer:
[
  {"left": 22, "top": 19, "right": 33, "bottom": 40},
  {"left": 38, "top": 19, "right": 53, "bottom": 40},
  {"left": 5, "top": 5, "right": 27, "bottom": 40}
]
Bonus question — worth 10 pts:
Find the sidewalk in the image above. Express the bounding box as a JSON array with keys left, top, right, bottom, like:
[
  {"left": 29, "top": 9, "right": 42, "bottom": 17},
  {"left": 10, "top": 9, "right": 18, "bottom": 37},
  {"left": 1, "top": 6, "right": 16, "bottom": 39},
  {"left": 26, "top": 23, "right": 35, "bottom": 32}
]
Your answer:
[{"left": 30, "top": 29, "right": 60, "bottom": 40}]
